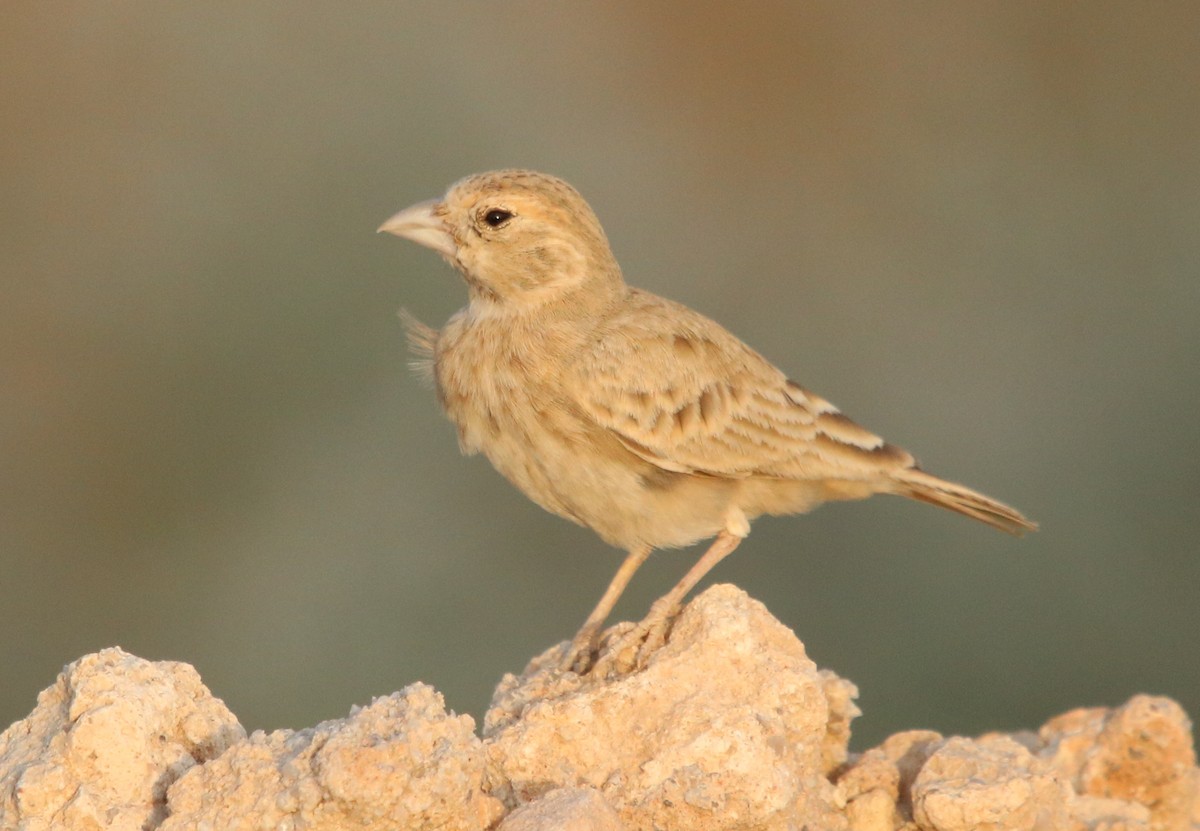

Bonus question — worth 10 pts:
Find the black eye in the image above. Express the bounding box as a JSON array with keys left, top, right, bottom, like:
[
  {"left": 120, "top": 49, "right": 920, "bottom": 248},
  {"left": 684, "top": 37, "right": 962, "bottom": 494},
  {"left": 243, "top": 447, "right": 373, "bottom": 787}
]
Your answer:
[{"left": 483, "top": 208, "right": 514, "bottom": 228}]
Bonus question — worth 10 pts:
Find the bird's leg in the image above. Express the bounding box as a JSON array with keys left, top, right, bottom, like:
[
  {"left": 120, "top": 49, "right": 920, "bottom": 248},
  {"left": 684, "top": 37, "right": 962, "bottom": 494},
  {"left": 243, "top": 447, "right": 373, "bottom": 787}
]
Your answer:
[
  {"left": 636, "top": 530, "right": 744, "bottom": 656},
  {"left": 562, "top": 544, "right": 652, "bottom": 672},
  {"left": 594, "top": 530, "right": 744, "bottom": 676}
]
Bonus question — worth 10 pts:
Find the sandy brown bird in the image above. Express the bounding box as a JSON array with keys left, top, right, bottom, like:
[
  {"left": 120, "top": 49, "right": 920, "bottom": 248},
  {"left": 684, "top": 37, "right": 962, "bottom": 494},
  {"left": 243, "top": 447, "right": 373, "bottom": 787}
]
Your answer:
[{"left": 379, "top": 170, "right": 1035, "bottom": 673}]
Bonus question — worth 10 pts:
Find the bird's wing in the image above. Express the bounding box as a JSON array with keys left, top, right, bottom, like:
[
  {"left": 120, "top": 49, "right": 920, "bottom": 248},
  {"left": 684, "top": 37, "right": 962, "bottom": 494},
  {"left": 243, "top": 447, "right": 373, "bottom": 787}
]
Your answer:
[{"left": 572, "top": 290, "right": 915, "bottom": 480}]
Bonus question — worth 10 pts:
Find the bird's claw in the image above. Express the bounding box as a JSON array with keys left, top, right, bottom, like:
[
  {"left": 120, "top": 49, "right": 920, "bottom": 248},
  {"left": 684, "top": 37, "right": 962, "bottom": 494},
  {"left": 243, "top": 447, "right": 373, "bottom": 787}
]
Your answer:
[
  {"left": 586, "top": 600, "right": 681, "bottom": 678},
  {"left": 558, "top": 630, "right": 598, "bottom": 674}
]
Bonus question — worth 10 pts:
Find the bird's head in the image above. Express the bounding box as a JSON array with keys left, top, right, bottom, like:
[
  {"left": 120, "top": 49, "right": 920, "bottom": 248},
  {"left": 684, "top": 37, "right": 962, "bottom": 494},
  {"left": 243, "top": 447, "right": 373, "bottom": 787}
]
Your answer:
[{"left": 379, "top": 170, "right": 623, "bottom": 310}]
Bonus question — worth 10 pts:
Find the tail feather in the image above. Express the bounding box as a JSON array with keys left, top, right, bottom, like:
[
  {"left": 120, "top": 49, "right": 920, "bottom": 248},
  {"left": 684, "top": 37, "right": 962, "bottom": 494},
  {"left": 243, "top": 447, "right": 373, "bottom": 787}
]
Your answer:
[{"left": 892, "top": 468, "right": 1037, "bottom": 536}]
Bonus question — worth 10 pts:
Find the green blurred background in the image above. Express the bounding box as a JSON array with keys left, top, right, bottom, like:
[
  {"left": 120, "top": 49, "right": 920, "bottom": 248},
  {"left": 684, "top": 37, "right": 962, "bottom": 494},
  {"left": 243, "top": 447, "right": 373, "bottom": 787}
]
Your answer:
[{"left": 3, "top": 3, "right": 1197, "bottom": 749}]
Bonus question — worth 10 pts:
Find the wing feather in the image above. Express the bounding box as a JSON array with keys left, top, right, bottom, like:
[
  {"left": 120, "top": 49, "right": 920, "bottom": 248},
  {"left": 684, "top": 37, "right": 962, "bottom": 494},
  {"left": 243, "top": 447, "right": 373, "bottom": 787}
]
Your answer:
[{"left": 571, "top": 290, "right": 915, "bottom": 481}]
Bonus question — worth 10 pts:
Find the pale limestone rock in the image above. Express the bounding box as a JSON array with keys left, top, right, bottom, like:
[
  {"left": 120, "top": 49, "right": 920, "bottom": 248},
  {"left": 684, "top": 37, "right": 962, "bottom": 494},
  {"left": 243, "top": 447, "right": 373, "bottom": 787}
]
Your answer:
[
  {"left": 836, "top": 729, "right": 942, "bottom": 831},
  {"left": 1069, "top": 795, "right": 1151, "bottom": 831},
  {"left": 0, "top": 647, "right": 242, "bottom": 831},
  {"left": 910, "top": 734, "right": 1072, "bottom": 830},
  {"left": 1037, "top": 695, "right": 1199, "bottom": 831},
  {"left": 838, "top": 695, "right": 1200, "bottom": 831},
  {"left": 160, "top": 683, "right": 504, "bottom": 831},
  {"left": 496, "top": 787, "right": 625, "bottom": 831},
  {"left": 482, "top": 584, "right": 854, "bottom": 831},
  {"left": 3, "top": 587, "right": 1198, "bottom": 831},
  {"left": 822, "top": 667, "right": 864, "bottom": 772}
]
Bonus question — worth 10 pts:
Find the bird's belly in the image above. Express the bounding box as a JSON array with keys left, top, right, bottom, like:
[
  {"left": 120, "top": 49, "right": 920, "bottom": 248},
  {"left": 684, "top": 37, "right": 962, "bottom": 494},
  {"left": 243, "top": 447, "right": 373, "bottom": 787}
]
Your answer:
[
  {"left": 443, "top": 380, "right": 730, "bottom": 550},
  {"left": 499, "top": 442, "right": 734, "bottom": 551}
]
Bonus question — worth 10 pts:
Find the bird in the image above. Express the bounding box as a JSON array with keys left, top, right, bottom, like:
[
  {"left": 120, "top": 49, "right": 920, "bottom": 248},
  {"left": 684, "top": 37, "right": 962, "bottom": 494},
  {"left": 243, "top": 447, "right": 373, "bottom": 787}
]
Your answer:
[{"left": 378, "top": 170, "right": 1036, "bottom": 674}]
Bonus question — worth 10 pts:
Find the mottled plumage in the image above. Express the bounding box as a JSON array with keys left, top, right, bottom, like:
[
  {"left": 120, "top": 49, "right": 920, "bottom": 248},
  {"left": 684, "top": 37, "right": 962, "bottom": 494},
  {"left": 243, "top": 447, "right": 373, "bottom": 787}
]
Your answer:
[{"left": 380, "top": 170, "right": 1035, "bottom": 673}]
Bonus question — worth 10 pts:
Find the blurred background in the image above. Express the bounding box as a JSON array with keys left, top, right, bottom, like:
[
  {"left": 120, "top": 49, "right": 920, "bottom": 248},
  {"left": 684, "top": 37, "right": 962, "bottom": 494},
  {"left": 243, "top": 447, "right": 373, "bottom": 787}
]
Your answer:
[{"left": 2, "top": 3, "right": 1197, "bottom": 750}]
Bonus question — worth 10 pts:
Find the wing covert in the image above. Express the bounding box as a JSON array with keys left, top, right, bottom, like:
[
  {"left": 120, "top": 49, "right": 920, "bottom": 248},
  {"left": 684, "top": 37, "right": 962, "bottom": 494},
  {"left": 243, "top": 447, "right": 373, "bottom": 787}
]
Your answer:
[{"left": 570, "top": 291, "right": 915, "bottom": 480}]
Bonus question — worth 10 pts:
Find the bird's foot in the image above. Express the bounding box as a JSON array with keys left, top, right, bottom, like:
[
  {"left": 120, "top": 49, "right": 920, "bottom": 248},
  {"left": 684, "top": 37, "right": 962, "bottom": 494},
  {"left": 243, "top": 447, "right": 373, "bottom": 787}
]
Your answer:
[
  {"left": 558, "top": 622, "right": 603, "bottom": 674},
  {"left": 589, "top": 598, "right": 681, "bottom": 678}
]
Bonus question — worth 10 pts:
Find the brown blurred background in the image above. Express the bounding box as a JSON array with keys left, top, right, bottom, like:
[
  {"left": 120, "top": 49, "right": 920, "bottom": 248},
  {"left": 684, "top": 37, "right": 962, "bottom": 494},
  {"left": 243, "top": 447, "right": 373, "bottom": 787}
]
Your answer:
[{"left": 2, "top": 3, "right": 1197, "bottom": 748}]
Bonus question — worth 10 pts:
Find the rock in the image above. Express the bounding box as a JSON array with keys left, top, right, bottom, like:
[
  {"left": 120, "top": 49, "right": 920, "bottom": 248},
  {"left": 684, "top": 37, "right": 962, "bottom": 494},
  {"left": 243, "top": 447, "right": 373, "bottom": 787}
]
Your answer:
[
  {"left": 160, "top": 684, "right": 504, "bottom": 831},
  {"left": 834, "top": 729, "right": 943, "bottom": 831},
  {"left": 1, "top": 586, "right": 1197, "bottom": 831},
  {"left": 495, "top": 787, "right": 624, "bottom": 831},
  {"left": 0, "top": 647, "right": 243, "bottom": 831},
  {"left": 1068, "top": 795, "right": 1152, "bottom": 831},
  {"left": 1037, "top": 695, "right": 1199, "bottom": 831},
  {"left": 482, "top": 584, "right": 856, "bottom": 831},
  {"left": 909, "top": 735, "right": 1072, "bottom": 831},
  {"left": 835, "top": 694, "right": 1200, "bottom": 831}
]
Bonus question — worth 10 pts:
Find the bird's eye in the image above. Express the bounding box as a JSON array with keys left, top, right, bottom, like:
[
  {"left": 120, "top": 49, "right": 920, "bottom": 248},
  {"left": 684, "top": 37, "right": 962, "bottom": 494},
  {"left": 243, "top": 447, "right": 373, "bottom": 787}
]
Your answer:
[{"left": 483, "top": 208, "right": 514, "bottom": 228}]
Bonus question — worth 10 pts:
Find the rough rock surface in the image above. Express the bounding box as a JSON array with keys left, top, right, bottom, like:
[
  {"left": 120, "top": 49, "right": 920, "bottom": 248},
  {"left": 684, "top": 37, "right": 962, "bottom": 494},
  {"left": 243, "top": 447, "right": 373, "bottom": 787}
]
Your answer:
[
  {"left": 1, "top": 586, "right": 1197, "bottom": 831},
  {"left": 1036, "top": 695, "right": 1200, "bottom": 831},
  {"left": 483, "top": 584, "right": 857, "bottom": 830},
  {"left": 494, "top": 787, "right": 623, "bottom": 831},
  {"left": 160, "top": 683, "right": 503, "bottom": 831},
  {"left": 0, "top": 648, "right": 243, "bottom": 831},
  {"left": 909, "top": 735, "right": 1072, "bottom": 830}
]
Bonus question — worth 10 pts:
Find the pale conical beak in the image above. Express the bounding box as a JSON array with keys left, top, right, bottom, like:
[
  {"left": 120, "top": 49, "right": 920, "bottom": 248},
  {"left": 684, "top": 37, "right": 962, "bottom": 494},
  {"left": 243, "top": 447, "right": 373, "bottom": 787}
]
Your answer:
[{"left": 377, "top": 199, "right": 456, "bottom": 258}]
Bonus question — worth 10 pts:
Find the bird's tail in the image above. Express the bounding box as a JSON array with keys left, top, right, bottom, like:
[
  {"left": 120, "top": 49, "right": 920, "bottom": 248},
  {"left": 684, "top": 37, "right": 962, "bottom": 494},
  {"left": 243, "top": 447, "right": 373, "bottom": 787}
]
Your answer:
[{"left": 891, "top": 468, "right": 1037, "bottom": 535}]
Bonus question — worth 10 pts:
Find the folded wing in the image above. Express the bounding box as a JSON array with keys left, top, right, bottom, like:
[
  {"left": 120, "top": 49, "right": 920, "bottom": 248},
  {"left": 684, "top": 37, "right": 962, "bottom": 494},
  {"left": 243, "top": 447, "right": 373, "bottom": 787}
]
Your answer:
[{"left": 572, "top": 290, "right": 916, "bottom": 483}]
